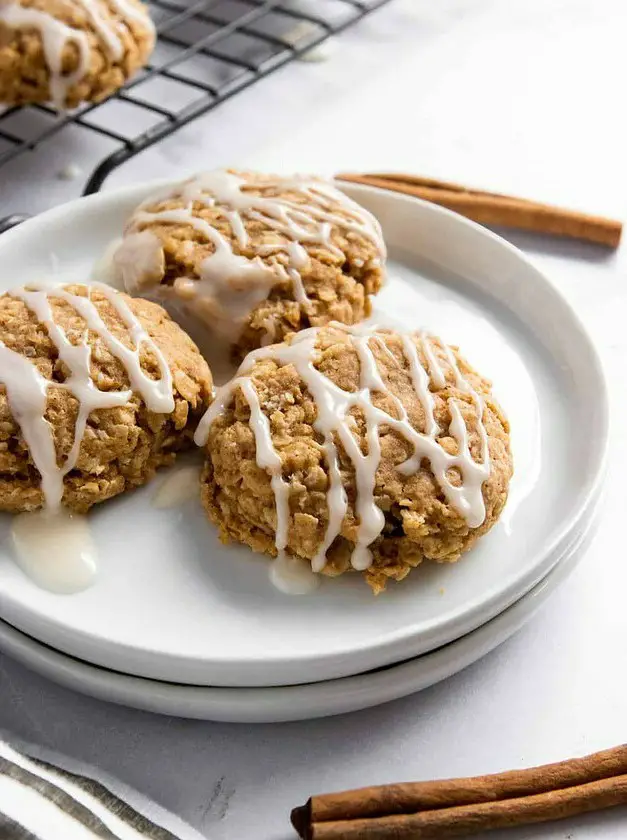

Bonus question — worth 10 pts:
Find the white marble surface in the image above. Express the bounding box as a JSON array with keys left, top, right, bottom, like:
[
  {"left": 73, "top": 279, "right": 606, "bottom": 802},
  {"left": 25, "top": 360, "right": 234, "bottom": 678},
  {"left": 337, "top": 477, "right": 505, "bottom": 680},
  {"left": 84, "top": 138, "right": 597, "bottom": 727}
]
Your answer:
[{"left": 1, "top": 0, "right": 627, "bottom": 837}]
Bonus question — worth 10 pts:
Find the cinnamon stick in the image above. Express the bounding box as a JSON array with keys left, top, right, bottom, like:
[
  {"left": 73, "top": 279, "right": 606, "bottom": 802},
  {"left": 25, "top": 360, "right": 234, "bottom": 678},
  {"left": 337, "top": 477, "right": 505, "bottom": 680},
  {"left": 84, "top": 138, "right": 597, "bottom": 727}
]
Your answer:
[
  {"left": 291, "top": 744, "right": 627, "bottom": 839},
  {"left": 300, "top": 775, "right": 627, "bottom": 838},
  {"left": 335, "top": 172, "right": 622, "bottom": 248}
]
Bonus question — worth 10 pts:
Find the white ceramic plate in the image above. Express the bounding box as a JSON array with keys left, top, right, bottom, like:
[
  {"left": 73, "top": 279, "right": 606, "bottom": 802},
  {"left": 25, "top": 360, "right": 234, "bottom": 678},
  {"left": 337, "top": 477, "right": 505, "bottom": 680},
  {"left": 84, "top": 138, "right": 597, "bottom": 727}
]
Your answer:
[
  {"left": 0, "top": 511, "right": 599, "bottom": 722},
  {"left": 0, "top": 182, "right": 608, "bottom": 687}
]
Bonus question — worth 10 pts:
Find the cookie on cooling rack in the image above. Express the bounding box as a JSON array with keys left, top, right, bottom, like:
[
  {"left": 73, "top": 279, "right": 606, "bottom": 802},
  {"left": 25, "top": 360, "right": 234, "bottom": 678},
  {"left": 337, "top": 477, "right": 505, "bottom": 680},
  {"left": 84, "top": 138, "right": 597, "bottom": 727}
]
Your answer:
[{"left": 0, "top": 0, "right": 155, "bottom": 109}]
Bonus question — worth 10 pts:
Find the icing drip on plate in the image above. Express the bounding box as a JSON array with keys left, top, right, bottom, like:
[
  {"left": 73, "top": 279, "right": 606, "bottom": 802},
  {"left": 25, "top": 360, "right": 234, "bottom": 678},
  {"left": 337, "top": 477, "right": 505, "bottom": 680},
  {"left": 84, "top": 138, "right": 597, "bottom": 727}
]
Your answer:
[
  {"left": 152, "top": 464, "right": 200, "bottom": 509},
  {"left": 0, "top": 0, "right": 154, "bottom": 108},
  {"left": 0, "top": 282, "right": 174, "bottom": 593},
  {"left": 11, "top": 508, "right": 97, "bottom": 594},
  {"left": 195, "top": 324, "right": 491, "bottom": 589},
  {"left": 269, "top": 553, "right": 320, "bottom": 595},
  {"left": 115, "top": 170, "right": 386, "bottom": 341}
]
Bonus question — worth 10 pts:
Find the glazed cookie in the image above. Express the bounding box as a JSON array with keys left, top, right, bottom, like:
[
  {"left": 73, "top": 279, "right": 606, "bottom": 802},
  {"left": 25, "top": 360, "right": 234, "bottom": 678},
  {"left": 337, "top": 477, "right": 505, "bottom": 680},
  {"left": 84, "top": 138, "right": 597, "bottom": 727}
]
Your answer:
[
  {"left": 0, "top": 282, "right": 212, "bottom": 513},
  {"left": 0, "top": 0, "right": 155, "bottom": 108},
  {"left": 112, "top": 170, "right": 386, "bottom": 358},
  {"left": 197, "top": 323, "right": 512, "bottom": 594}
]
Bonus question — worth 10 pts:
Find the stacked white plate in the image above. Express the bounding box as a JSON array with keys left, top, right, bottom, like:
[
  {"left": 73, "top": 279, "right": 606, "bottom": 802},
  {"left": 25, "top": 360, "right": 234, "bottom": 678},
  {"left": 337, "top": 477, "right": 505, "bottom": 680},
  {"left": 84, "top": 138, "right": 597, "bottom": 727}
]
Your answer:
[{"left": 0, "top": 182, "right": 608, "bottom": 722}]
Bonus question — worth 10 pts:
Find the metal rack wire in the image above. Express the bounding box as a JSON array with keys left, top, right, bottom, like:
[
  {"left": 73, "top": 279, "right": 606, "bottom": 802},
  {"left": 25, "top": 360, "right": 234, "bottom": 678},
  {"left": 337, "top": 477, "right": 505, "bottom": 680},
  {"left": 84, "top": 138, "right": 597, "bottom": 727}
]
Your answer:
[{"left": 0, "top": 0, "right": 392, "bottom": 201}]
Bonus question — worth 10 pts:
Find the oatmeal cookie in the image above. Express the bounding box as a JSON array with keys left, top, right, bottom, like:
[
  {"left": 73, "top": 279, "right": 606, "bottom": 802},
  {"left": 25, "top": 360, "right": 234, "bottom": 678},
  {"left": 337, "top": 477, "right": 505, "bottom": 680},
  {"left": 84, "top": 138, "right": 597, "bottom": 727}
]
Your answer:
[
  {"left": 0, "top": 0, "right": 155, "bottom": 108},
  {"left": 198, "top": 323, "right": 512, "bottom": 593},
  {"left": 0, "top": 283, "right": 212, "bottom": 513},
  {"left": 113, "top": 169, "right": 386, "bottom": 359}
]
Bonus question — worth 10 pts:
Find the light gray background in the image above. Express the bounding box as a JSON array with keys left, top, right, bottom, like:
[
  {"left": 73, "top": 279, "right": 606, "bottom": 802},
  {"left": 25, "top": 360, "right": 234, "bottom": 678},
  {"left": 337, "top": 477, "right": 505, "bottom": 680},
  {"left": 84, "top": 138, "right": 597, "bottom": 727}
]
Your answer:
[{"left": 1, "top": 1, "right": 626, "bottom": 837}]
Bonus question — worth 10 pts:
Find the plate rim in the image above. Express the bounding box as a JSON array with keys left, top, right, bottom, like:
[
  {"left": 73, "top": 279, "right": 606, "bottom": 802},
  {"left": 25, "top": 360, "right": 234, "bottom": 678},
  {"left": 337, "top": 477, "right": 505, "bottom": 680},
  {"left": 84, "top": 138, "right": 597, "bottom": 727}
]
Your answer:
[{"left": 0, "top": 508, "right": 599, "bottom": 722}]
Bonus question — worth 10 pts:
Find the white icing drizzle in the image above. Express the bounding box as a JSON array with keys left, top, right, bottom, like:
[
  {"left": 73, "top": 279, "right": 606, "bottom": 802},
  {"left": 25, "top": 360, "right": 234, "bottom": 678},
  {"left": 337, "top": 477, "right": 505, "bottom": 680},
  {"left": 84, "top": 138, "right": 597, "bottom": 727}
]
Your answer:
[
  {"left": 176, "top": 171, "right": 385, "bottom": 258},
  {"left": 0, "top": 341, "right": 63, "bottom": 509},
  {"left": 52, "top": 282, "right": 174, "bottom": 413},
  {"left": 116, "top": 170, "right": 385, "bottom": 340},
  {"left": 0, "top": 0, "right": 154, "bottom": 109},
  {"left": 79, "top": 0, "right": 123, "bottom": 59},
  {"left": 129, "top": 207, "right": 276, "bottom": 341},
  {"left": 195, "top": 324, "right": 491, "bottom": 576},
  {"left": 0, "top": 282, "right": 174, "bottom": 512},
  {"left": 277, "top": 239, "right": 310, "bottom": 306},
  {"left": 109, "top": 0, "right": 154, "bottom": 30}
]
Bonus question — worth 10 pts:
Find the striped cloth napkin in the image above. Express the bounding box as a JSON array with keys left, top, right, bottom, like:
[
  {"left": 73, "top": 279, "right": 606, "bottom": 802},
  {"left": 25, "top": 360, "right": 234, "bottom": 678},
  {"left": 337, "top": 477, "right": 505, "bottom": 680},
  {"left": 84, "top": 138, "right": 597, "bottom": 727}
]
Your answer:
[{"left": 0, "top": 734, "right": 205, "bottom": 840}]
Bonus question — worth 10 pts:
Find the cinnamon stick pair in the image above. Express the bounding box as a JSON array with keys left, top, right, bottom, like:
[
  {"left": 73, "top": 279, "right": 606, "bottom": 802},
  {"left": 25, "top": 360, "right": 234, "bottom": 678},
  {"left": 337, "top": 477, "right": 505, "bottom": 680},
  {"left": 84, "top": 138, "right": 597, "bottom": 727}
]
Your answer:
[
  {"left": 291, "top": 744, "right": 627, "bottom": 838},
  {"left": 336, "top": 172, "right": 622, "bottom": 248}
]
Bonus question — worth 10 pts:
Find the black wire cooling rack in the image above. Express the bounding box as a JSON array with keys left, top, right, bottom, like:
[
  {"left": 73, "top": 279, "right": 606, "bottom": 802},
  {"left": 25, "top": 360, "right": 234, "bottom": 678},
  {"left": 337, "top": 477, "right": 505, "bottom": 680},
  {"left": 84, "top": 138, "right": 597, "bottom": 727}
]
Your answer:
[{"left": 0, "top": 0, "right": 392, "bottom": 207}]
